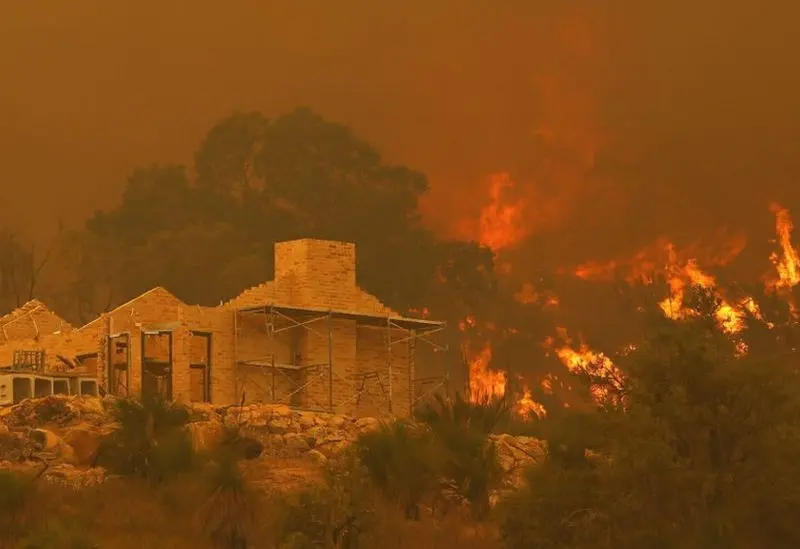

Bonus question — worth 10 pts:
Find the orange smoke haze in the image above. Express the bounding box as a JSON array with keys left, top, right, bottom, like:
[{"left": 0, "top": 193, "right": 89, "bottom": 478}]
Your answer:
[
  {"left": 574, "top": 233, "right": 748, "bottom": 285},
  {"left": 4, "top": 2, "right": 800, "bottom": 267},
  {"left": 4, "top": 2, "right": 800, "bottom": 419}
]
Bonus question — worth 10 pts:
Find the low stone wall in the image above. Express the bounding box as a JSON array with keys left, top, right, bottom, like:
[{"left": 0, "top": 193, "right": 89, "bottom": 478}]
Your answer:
[
  {"left": 188, "top": 402, "right": 383, "bottom": 462},
  {"left": 0, "top": 396, "right": 545, "bottom": 490}
]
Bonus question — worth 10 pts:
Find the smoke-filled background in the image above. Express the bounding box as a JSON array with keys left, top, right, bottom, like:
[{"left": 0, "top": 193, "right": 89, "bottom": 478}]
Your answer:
[
  {"left": 3, "top": 0, "right": 800, "bottom": 401},
  {"left": 3, "top": 1, "right": 799, "bottom": 246}
]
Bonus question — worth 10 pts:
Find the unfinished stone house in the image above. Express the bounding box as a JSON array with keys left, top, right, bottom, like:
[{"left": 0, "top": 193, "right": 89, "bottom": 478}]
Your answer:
[{"left": 0, "top": 239, "right": 448, "bottom": 417}]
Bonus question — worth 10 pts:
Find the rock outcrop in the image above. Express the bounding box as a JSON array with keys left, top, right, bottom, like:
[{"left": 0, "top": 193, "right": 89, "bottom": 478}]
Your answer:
[{"left": 0, "top": 396, "right": 543, "bottom": 492}]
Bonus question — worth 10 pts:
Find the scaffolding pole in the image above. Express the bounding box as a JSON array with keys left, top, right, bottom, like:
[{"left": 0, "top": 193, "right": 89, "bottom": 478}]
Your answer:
[
  {"left": 387, "top": 317, "right": 393, "bottom": 413},
  {"left": 233, "top": 310, "right": 238, "bottom": 401},
  {"left": 327, "top": 312, "right": 333, "bottom": 412},
  {"left": 408, "top": 329, "right": 415, "bottom": 414},
  {"left": 235, "top": 306, "right": 333, "bottom": 411},
  {"left": 235, "top": 304, "right": 449, "bottom": 417},
  {"left": 385, "top": 319, "right": 449, "bottom": 415}
]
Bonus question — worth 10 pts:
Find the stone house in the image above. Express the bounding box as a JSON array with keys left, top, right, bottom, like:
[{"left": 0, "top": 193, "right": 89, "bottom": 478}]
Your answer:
[{"left": 0, "top": 239, "right": 448, "bottom": 418}]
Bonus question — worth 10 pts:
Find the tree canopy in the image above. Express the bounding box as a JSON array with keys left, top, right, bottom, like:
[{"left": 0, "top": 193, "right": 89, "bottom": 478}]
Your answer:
[
  {"left": 501, "top": 288, "right": 800, "bottom": 549},
  {"left": 9, "top": 107, "right": 506, "bottom": 339}
]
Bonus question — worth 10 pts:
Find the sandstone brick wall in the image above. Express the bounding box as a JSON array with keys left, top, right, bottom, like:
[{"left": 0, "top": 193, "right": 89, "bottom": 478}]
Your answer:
[
  {"left": 0, "top": 327, "right": 100, "bottom": 373},
  {"left": 355, "top": 325, "right": 412, "bottom": 418},
  {"left": 0, "top": 239, "right": 445, "bottom": 418},
  {"left": 81, "top": 287, "right": 178, "bottom": 401},
  {"left": 0, "top": 300, "right": 70, "bottom": 344},
  {"left": 222, "top": 239, "right": 415, "bottom": 415},
  {"left": 235, "top": 312, "right": 298, "bottom": 407},
  {"left": 274, "top": 239, "right": 355, "bottom": 310},
  {"left": 226, "top": 279, "right": 294, "bottom": 310},
  {"left": 295, "top": 317, "right": 355, "bottom": 414},
  {"left": 77, "top": 287, "right": 236, "bottom": 406},
  {"left": 226, "top": 239, "right": 399, "bottom": 317}
]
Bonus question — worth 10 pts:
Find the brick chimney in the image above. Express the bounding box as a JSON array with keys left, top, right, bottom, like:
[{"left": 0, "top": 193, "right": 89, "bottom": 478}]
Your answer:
[{"left": 274, "top": 239, "right": 357, "bottom": 310}]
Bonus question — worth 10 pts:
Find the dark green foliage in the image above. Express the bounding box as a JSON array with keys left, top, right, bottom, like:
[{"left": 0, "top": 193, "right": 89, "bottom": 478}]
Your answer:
[
  {"left": 357, "top": 394, "right": 507, "bottom": 521},
  {"left": 197, "top": 451, "right": 256, "bottom": 549},
  {"left": 500, "top": 291, "right": 800, "bottom": 549},
  {"left": 275, "top": 490, "right": 339, "bottom": 549},
  {"left": 356, "top": 421, "right": 440, "bottom": 519},
  {"left": 62, "top": 107, "right": 501, "bottom": 335},
  {"left": 194, "top": 425, "right": 268, "bottom": 549},
  {"left": 417, "top": 393, "right": 509, "bottom": 437},
  {"left": 417, "top": 393, "right": 506, "bottom": 518},
  {"left": 96, "top": 396, "right": 194, "bottom": 483},
  {"left": 272, "top": 451, "right": 378, "bottom": 549}
]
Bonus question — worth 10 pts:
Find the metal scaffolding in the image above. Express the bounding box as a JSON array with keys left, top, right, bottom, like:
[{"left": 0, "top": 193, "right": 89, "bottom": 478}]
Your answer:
[{"left": 233, "top": 303, "right": 449, "bottom": 416}]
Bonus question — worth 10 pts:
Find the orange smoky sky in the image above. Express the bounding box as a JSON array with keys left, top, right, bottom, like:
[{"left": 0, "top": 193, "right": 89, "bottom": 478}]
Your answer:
[{"left": 1, "top": 0, "right": 800, "bottom": 272}]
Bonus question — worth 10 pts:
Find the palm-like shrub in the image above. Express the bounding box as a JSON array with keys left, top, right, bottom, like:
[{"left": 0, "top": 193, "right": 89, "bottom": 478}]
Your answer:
[
  {"left": 194, "top": 424, "right": 268, "bottom": 549},
  {"left": 416, "top": 393, "right": 507, "bottom": 518},
  {"left": 96, "top": 396, "right": 193, "bottom": 483},
  {"left": 355, "top": 420, "right": 440, "bottom": 520},
  {"left": 197, "top": 449, "right": 257, "bottom": 549}
]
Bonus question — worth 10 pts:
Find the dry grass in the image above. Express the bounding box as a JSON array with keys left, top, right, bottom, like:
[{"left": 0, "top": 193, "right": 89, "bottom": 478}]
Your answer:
[
  {"left": 241, "top": 456, "right": 326, "bottom": 494},
  {"left": 360, "top": 507, "right": 502, "bottom": 549},
  {"left": 1, "top": 468, "right": 504, "bottom": 549}
]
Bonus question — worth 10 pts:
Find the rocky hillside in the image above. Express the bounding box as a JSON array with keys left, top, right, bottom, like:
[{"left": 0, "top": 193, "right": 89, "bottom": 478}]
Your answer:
[{"left": 0, "top": 395, "right": 544, "bottom": 492}]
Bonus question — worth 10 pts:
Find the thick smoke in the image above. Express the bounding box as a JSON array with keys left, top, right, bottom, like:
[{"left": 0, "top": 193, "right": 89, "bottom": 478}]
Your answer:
[{"left": 1, "top": 0, "right": 799, "bottom": 269}]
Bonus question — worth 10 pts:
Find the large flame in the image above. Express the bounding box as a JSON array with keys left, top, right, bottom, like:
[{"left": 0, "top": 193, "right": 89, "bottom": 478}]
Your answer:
[
  {"left": 578, "top": 235, "right": 760, "bottom": 336},
  {"left": 517, "top": 386, "right": 547, "bottom": 419},
  {"left": 769, "top": 202, "right": 800, "bottom": 290},
  {"left": 546, "top": 328, "right": 623, "bottom": 403},
  {"left": 575, "top": 233, "right": 747, "bottom": 285},
  {"left": 476, "top": 173, "right": 527, "bottom": 252},
  {"left": 460, "top": 205, "right": 800, "bottom": 419},
  {"left": 656, "top": 248, "right": 750, "bottom": 334},
  {"left": 459, "top": 315, "right": 547, "bottom": 419},
  {"left": 465, "top": 342, "right": 506, "bottom": 403}
]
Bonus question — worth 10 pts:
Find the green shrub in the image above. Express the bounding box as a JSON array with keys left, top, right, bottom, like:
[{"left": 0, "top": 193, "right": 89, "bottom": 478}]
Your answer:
[
  {"left": 356, "top": 420, "right": 440, "bottom": 519},
  {"left": 416, "top": 393, "right": 506, "bottom": 518},
  {"left": 96, "top": 396, "right": 194, "bottom": 483},
  {"left": 194, "top": 424, "right": 269, "bottom": 549},
  {"left": 196, "top": 452, "right": 257, "bottom": 549},
  {"left": 272, "top": 451, "right": 380, "bottom": 549}
]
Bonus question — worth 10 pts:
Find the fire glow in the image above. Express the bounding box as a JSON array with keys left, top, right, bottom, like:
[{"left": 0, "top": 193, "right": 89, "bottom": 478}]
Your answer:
[{"left": 458, "top": 192, "right": 800, "bottom": 420}]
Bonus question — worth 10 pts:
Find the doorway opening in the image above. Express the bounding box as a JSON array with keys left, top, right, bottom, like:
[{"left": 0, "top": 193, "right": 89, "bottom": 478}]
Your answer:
[
  {"left": 108, "top": 334, "right": 131, "bottom": 397},
  {"left": 141, "top": 331, "right": 172, "bottom": 400},
  {"left": 189, "top": 332, "right": 212, "bottom": 403}
]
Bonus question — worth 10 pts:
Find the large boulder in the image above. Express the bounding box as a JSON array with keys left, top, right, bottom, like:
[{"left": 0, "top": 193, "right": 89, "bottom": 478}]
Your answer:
[
  {"left": 61, "top": 423, "right": 111, "bottom": 466},
  {"left": 186, "top": 420, "right": 225, "bottom": 453},
  {"left": 29, "top": 428, "right": 77, "bottom": 464},
  {"left": 186, "top": 402, "right": 221, "bottom": 423}
]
